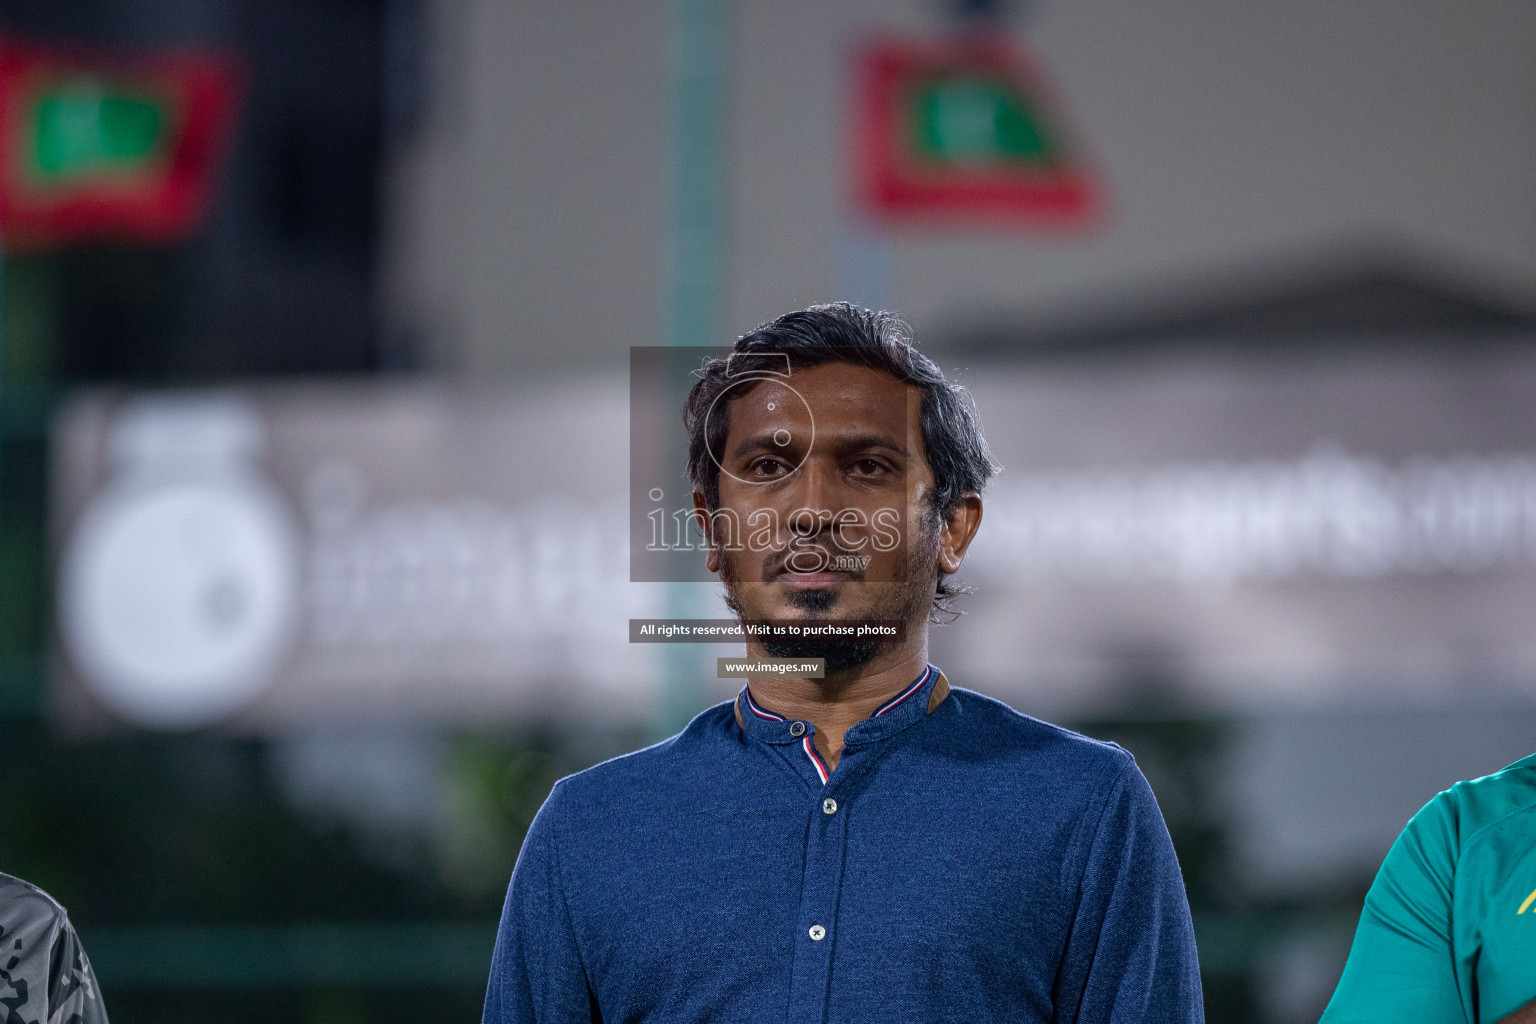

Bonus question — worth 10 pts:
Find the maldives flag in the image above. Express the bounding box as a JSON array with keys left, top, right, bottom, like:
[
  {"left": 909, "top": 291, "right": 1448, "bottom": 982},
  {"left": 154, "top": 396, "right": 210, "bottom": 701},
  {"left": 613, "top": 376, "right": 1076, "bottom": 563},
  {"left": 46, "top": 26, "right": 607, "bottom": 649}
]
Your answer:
[
  {"left": 854, "top": 35, "right": 1098, "bottom": 228},
  {"left": 0, "top": 36, "right": 243, "bottom": 250}
]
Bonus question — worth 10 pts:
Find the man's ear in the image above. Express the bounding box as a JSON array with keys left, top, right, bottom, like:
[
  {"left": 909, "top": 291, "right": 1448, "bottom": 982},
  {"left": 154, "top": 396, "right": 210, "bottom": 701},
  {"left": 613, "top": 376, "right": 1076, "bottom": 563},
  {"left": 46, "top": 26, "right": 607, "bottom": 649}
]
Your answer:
[
  {"left": 692, "top": 490, "right": 720, "bottom": 573},
  {"left": 938, "top": 494, "right": 983, "bottom": 575}
]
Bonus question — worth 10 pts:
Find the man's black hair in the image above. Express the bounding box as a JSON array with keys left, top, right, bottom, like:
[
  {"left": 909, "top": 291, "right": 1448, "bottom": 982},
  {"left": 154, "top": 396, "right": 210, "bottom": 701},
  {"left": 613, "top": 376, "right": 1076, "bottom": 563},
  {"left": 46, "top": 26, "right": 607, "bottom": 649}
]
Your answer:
[{"left": 683, "top": 302, "right": 998, "bottom": 618}]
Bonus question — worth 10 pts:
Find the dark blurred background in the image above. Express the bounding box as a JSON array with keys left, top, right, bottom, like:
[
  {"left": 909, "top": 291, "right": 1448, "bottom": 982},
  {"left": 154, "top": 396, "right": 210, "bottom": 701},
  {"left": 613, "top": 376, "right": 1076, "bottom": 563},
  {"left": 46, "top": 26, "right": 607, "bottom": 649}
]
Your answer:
[{"left": 6, "top": 0, "right": 1536, "bottom": 1021}]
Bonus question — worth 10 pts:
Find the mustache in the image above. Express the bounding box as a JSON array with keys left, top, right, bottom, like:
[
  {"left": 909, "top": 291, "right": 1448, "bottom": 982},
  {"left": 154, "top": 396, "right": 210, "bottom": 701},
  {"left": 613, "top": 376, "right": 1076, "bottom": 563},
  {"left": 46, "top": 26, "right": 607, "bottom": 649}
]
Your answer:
[{"left": 760, "top": 542, "right": 868, "bottom": 583}]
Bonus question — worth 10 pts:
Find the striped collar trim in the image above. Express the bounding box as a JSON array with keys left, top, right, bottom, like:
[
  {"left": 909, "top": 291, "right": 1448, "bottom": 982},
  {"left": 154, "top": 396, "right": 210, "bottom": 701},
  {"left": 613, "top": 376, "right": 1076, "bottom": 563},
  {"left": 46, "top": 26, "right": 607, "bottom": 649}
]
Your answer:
[
  {"left": 742, "top": 689, "right": 786, "bottom": 722},
  {"left": 873, "top": 664, "right": 934, "bottom": 717},
  {"left": 732, "top": 665, "right": 949, "bottom": 741}
]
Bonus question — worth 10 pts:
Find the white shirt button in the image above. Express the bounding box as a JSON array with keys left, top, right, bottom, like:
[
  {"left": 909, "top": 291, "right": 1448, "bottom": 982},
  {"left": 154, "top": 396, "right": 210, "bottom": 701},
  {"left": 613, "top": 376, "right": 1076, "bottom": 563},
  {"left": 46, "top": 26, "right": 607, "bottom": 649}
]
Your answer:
[
  {"left": 808, "top": 925, "right": 826, "bottom": 941},
  {"left": 822, "top": 798, "right": 837, "bottom": 814}
]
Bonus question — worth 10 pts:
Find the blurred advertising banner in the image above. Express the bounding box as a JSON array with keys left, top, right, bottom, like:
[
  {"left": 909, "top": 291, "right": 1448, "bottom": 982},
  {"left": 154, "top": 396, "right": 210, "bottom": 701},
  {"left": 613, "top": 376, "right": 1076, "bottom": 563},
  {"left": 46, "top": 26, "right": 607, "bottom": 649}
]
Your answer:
[
  {"left": 51, "top": 348, "right": 1536, "bottom": 730},
  {"left": 942, "top": 345, "right": 1536, "bottom": 713},
  {"left": 51, "top": 380, "right": 658, "bottom": 731},
  {"left": 0, "top": 35, "right": 243, "bottom": 249}
]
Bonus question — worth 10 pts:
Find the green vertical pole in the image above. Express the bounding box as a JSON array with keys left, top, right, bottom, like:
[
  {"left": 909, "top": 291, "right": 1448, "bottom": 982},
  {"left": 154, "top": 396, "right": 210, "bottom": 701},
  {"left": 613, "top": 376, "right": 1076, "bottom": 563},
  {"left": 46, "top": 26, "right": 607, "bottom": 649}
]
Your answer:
[
  {"left": 657, "top": 0, "right": 728, "bottom": 737},
  {"left": 0, "top": 254, "right": 60, "bottom": 715},
  {"left": 665, "top": 0, "right": 727, "bottom": 351}
]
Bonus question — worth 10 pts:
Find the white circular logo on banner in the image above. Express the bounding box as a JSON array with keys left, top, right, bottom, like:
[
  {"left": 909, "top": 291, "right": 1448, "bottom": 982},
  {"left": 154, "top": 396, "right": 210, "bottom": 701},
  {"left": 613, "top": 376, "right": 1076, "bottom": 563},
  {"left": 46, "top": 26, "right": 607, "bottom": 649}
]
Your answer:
[{"left": 60, "top": 396, "right": 299, "bottom": 728}]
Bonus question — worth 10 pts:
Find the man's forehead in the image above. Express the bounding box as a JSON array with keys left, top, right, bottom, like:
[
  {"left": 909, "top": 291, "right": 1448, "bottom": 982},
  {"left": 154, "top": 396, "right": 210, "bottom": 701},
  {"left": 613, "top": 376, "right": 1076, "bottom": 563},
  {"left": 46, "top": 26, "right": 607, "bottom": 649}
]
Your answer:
[{"left": 732, "top": 362, "right": 918, "bottom": 427}]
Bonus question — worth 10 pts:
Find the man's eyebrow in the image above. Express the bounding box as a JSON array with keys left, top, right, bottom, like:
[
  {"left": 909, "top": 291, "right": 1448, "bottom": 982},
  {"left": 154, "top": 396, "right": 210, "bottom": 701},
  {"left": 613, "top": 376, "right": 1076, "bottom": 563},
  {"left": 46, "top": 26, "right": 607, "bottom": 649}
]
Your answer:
[
  {"left": 729, "top": 434, "right": 798, "bottom": 462},
  {"left": 727, "top": 432, "right": 908, "bottom": 462},
  {"left": 826, "top": 433, "right": 909, "bottom": 458}
]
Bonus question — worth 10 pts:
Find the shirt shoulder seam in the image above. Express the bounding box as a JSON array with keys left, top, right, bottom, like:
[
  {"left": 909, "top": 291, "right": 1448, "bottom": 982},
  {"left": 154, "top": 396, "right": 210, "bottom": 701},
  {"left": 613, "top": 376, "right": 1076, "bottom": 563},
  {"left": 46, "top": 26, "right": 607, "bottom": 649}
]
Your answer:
[
  {"left": 0, "top": 874, "right": 71, "bottom": 931},
  {"left": 1061, "top": 746, "right": 1135, "bottom": 907},
  {"left": 1456, "top": 776, "right": 1536, "bottom": 857},
  {"left": 945, "top": 688, "right": 1129, "bottom": 752}
]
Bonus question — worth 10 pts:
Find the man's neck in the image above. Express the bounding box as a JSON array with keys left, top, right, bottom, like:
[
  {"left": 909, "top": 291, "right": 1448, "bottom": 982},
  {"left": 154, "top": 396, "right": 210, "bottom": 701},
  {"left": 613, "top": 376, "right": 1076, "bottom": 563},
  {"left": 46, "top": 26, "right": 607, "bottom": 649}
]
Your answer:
[{"left": 744, "top": 641, "right": 930, "bottom": 770}]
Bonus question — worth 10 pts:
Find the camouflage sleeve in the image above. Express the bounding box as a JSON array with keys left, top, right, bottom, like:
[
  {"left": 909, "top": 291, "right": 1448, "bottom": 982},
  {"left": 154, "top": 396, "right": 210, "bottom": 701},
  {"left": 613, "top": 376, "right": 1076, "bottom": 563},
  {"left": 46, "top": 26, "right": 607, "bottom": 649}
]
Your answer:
[{"left": 0, "top": 873, "right": 110, "bottom": 1024}]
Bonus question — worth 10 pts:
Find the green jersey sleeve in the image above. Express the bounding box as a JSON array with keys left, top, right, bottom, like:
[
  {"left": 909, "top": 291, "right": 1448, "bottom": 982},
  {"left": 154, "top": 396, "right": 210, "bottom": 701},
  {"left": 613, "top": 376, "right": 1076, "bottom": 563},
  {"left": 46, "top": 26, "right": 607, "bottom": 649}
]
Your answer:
[{"left": 1320, "top": 791, "right": 1467, "bottom": 1024}]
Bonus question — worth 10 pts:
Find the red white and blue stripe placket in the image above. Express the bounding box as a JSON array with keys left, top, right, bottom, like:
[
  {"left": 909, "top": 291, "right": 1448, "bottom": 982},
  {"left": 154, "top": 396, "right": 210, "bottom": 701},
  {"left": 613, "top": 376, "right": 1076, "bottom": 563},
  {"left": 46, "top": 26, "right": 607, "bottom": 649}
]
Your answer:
[
  {"left": 745, "top": 689, "right": 829, "bottom": 784},
  {"left": 800, "top": 736, "right": 830, "bottom": 784}
]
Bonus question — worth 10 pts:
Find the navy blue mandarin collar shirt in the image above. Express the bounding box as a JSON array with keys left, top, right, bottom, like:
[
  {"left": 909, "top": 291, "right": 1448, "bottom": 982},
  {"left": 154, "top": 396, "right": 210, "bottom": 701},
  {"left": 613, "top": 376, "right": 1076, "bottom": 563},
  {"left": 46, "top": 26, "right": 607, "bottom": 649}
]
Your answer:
[{"left": 484, "top": 666, "right": 1204, "bottom": 1024}]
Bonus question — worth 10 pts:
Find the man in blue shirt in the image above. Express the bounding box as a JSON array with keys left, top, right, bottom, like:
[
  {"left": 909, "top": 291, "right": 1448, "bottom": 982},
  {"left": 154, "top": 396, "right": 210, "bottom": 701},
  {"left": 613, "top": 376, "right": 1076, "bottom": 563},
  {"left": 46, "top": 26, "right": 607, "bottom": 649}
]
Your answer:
[{"left": 484, "top": 304, "right": 1203, "bottom": 1023}]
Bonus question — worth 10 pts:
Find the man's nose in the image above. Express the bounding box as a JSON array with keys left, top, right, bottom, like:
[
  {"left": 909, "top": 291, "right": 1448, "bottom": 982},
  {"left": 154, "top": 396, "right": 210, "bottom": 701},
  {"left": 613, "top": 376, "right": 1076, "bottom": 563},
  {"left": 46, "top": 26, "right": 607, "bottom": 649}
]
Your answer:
[
  {"left": 788, "top": 507, "right": 834, "bottom": 536},
  {"left": 781, "top": 459, "right": 842, "bottom": 533}
]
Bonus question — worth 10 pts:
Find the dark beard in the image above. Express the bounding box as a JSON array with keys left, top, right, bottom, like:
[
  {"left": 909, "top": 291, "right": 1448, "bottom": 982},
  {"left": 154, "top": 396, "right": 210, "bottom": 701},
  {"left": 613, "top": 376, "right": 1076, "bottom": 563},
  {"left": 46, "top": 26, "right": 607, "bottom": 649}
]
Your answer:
[
  {"left": 716, "top": 502, "right": 944, "bottom": 679},
  {"left": 756, "top": 586, "right": 880, "bottom": 673},
  {"left": 762, "top": 636, "right": 882, "bottom": 675},
  {"left": 721, "top": 584, "right": 880, "bottom": 672}
]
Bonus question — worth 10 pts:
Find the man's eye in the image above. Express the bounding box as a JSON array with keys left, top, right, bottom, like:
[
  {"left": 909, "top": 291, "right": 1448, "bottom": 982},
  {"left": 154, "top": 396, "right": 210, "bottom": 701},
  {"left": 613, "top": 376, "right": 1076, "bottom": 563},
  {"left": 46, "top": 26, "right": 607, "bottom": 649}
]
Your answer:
[
  {"left": 751, "top": 458, "right": 786, "bottom": 476},
  {"left": 853, "top": 459, "right": 887, "bottom": 476}
]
